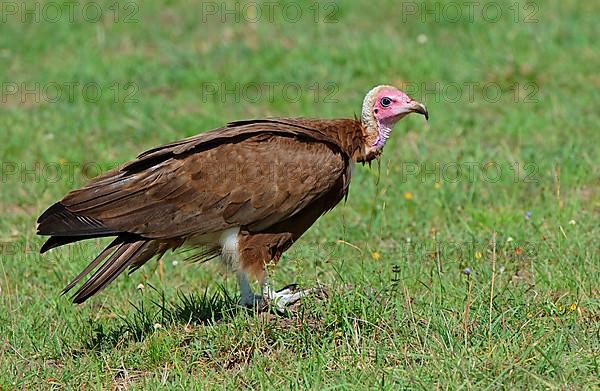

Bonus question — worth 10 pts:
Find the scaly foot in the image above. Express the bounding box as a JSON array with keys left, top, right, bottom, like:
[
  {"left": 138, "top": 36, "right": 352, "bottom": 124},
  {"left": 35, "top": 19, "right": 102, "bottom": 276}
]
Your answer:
[{"left": 264, "top": 283, "right": 326, "bottom": 313}]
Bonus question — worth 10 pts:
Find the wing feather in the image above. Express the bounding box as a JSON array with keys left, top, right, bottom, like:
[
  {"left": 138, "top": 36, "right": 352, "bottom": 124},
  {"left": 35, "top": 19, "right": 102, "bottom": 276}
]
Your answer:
[{"left": 55, "top": 119, "right": 354, "bottom": 239}]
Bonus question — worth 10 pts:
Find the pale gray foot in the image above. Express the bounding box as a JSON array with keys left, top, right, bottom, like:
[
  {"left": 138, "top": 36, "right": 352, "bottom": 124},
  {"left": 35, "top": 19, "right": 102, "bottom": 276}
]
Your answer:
[
  {"left": 262, "top": 281, "right": 326, "bottom": 313},
  {"left": 237, "top": 272, "right": 325, "bottom": 312}
]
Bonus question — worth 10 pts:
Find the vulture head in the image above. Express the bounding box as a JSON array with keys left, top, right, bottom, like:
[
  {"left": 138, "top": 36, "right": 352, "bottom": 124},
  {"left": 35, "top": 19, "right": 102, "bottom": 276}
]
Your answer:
[{"left": 361, "top": 85, "right": 428, "bottom": 154}]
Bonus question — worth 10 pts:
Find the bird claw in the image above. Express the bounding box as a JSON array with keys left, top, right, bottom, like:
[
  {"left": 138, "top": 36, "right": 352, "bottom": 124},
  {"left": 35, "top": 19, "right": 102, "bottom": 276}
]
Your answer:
[
  {"left": 266, "top": 283, "right": 327, "bottom": 313},
  {"left": 275, "top": 283, "right": 299, "bottom": 295},
  {"left": 238, "top": 281, "right": 327, "bottom": 313}
]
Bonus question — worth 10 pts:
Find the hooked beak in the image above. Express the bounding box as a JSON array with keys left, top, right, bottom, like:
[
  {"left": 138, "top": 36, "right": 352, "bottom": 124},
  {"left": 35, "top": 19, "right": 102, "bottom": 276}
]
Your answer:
[{"left": 409, "top": 101, "right": 429, "bottom": 121}]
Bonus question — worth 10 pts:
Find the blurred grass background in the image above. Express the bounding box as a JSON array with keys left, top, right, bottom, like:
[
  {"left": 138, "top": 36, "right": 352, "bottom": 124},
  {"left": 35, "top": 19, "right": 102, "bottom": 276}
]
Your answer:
[{"left": 0, "top": 0, "right": 598, "bottom": 388}]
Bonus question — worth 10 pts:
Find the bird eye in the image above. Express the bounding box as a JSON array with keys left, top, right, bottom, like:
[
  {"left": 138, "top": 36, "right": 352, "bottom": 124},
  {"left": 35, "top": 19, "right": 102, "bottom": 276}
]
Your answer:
[{"left": 380, "top": 97, "right": 392, "bottom": 107}]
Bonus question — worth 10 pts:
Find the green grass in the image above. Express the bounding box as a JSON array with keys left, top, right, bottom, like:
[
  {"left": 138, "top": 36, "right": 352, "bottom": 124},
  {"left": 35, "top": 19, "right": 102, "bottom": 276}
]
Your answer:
[{"left": 1, "top": 0, "right": 599, "bottom": 388}]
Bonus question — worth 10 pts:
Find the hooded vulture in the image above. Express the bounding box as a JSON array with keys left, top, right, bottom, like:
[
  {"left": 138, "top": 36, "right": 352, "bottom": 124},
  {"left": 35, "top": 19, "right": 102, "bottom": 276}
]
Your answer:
[{"left": 37, "top": 85, "right": 428, "bottom": 310}]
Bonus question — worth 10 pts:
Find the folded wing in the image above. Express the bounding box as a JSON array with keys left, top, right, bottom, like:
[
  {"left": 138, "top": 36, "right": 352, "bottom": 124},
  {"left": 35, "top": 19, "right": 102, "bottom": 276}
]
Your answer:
[{"left": 38, "top": 119, "right": 351, "bottom": 241}]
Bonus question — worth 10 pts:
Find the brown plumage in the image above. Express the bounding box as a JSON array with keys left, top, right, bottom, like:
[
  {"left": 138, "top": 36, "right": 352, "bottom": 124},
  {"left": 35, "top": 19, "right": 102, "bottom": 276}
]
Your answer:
[{"left": 37, "top": 86, "right": 428, "bottom": 306}]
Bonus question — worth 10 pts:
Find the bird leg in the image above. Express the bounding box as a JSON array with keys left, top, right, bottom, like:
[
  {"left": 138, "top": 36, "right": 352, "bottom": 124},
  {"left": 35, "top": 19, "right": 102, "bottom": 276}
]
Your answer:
[
  {"left": 236, "top": 271, "right": 264, "bottom": 308},
  {"left": 237, "top": 271, "right": 325, "bottom": 312}
]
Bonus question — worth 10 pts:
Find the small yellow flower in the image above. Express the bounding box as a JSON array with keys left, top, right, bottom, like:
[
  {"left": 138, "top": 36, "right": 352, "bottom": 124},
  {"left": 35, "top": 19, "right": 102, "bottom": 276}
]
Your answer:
[
  {"left": 569, "top": 303, "right": 577, "bottom": 311},
  {"left": 371, "top": 251, "right": 381, "bottom": 261},
  {"left": 334, "top": 331, "right": 343, "bottom": 337},
  {"left": 474, "top": 251, "right": 482, "bottom": 260},
  {"left": 434, "top": 182, "right": 442, "bottom": 189},
  {"left": 58, "top": 158, "right": 66, "bottom": 166},
  {"left": 527, "top": 312, "right": 533, "bottom": 318},
  {"left": 404, "top": 191, "right": 414, "bottom": 200}
]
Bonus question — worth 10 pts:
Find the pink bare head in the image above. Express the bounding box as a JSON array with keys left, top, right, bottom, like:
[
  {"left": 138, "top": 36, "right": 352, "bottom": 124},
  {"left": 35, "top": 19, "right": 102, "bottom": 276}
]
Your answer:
[{"left": 361, "top": 85, "right": 428, "bottom": 151}]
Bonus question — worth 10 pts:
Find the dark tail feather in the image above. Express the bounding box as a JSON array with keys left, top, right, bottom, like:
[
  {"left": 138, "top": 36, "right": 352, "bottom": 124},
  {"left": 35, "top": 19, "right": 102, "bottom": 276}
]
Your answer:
[
  {"left": 37, "top": 202, "right": 117, "bottom": 237},
  {"left": 38, "top": 202, "right": 119, "bottom": 254},
  {"left": 61, "top": 237, "right": 125, "bottom": 294},
  {"left": 68, "top": 239, "right": 159, "bottom": 304},
  {"left": 127, "top": 241, "right": 167, "bottom": 274}
]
